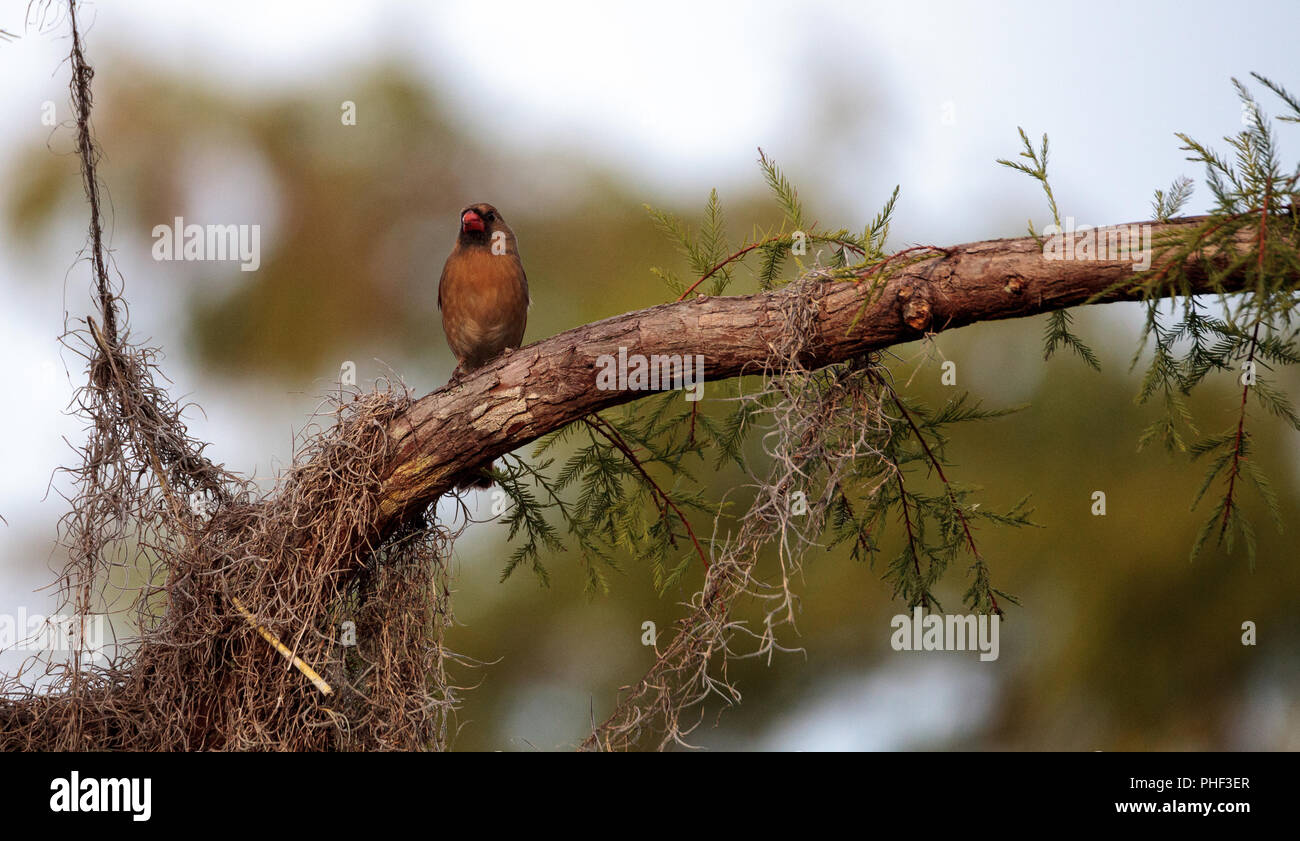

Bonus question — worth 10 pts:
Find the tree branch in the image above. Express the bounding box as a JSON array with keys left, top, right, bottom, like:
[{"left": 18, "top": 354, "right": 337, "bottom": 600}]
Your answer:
[{"left": 375, "top": 216, "right": 1260, "bottom": 533}]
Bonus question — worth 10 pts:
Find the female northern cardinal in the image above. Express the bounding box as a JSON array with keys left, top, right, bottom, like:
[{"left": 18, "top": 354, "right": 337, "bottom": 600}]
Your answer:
[
  {"left": 438, "top": 202, "right": 530, "bottom": 378},
  {"left": 438, "top": 202, "right": 530, "bottom": 490}
]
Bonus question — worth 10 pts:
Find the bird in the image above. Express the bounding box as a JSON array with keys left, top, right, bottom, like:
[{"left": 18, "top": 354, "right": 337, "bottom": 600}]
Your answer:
[
  {"left": 438, "top": 202, "right": 530, "bottom": 377},
  {"left": 438, "top": 202, "right": 530, "bottom": 489}
]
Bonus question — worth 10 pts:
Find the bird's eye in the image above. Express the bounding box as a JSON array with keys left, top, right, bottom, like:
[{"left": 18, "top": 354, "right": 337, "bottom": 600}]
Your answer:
[{"left": 485, "top": 212, "right": 496, "bottom": 221}]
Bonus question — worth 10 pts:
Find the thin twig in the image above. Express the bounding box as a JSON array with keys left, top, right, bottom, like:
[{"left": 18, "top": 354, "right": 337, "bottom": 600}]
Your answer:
[{"left": 583, "top": 415, "right": 709, "bottom": 571}]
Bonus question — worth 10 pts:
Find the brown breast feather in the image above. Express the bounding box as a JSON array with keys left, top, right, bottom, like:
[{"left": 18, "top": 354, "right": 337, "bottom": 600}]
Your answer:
[{"left": 439, "top": 247, "right": 529, "bottom": 370}]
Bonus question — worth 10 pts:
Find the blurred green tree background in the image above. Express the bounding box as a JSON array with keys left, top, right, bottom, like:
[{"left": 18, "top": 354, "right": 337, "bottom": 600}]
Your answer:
[{"left": 7, "top": 57, "right": 1298, "bottom": 751}]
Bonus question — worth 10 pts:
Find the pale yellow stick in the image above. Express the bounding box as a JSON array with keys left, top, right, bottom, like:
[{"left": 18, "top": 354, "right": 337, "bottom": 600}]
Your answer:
[{"left": 230, "top": 595, "right": 333, "bottom": 696}]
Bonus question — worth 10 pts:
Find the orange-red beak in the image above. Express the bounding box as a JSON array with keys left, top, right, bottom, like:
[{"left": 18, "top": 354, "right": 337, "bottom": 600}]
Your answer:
[{"left": 461, "top": 210, "right": 485, "bottom": 233}]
